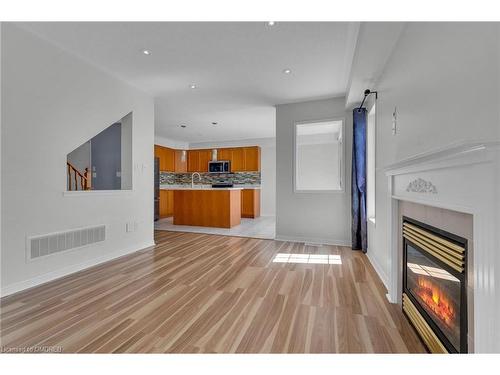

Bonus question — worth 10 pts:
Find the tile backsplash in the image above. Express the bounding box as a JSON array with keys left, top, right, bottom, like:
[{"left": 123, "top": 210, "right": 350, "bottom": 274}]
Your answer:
[{"left": 160, "top": 171, "right": 261, "bottom": 185}]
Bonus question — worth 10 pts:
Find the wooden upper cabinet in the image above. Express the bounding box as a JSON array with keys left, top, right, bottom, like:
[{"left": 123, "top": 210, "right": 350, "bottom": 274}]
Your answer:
[
  {"left": 165, "top": 147, "right": 175, "bottom": 172},
  {"left": 243, "top": 146, "right": 261, "bottom": 171},
  {"left": 217, "top": 148, "right": 232, "bottom": 162},
  {"left": 154, "top": 145, "right": 161, "bottom": 164},
  {"left": 187, "top": 150, "right": 200, "bottom": 172},
  {"left": 174, "top": 150, "right": 187, "bottom": 172},
  {"left": 185, "top": 146, "right": 260, "bottom": 172},
  {"left": 231, "top": 147, "right": 245, "bottom": 172},
  {"left": 188, "top": 149, "right": 211, "bottom": 172},
  {"left": 154, "top": 145, "right": 175, "bottom": 172},
  {"left": 217, "top": 146, "right": 261, "bottom": 172},
  {"left": 198, "top": 149, "right": 211, "bottom": 172}
]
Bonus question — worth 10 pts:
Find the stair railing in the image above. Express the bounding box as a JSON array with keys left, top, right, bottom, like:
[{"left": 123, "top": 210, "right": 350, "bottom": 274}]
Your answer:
[{"left": 67, "top": 162, "right": 91, "bottom": 191}]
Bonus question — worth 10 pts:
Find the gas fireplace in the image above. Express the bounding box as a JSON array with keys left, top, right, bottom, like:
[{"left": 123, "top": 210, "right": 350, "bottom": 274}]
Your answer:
[{"left": 402, "top": 217, "right": 467, "bottom": 353}]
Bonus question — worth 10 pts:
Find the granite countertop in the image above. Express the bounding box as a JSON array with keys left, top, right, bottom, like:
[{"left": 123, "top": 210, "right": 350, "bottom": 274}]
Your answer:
[{"left": 159, "top": 184, "right": 261, "bottom": 190}]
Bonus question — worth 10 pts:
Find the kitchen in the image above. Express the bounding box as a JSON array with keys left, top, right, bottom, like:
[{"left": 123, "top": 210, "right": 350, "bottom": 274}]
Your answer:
[{"left": 154, "top": 144, "right": 273, "bottom": 238}]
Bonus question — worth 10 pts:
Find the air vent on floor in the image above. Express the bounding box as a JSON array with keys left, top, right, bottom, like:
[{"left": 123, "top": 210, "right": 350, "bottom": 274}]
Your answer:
[{"left": 27, "top": 225, "right": 105, "bottom": 260}]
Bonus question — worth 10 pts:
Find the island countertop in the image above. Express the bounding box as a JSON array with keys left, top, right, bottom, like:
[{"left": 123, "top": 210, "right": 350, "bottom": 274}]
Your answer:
[{"left": 160, "top": 184, "right": 260, "bottom": 190}]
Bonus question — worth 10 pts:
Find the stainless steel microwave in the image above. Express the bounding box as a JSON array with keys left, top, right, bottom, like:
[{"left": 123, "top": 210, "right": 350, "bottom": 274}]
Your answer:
[{"left": 208, "top": 160, "right": 230, "bottom": 173}]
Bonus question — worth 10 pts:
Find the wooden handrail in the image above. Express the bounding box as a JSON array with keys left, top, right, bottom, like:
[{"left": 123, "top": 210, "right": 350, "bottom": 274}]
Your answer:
[{"left": 67, "top": 161, "right": 91, "bottom": 191}]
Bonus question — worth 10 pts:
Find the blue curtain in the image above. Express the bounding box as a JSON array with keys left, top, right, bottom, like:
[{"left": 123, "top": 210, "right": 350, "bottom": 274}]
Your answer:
[{"left": 351, "top": 108, "right": 367, "bottom": 253}]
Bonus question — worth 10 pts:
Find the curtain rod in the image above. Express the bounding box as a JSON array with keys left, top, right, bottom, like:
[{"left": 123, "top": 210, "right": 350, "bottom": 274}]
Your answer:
[{"left": 358, "top": 89, "right": 378, "bottom": 112}]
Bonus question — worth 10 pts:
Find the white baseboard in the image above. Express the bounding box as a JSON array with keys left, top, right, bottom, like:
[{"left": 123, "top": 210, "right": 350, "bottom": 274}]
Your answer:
[
  {"left": 366, "top": 250, "right": 390, "bottom": 291},
  {"left": 274, "top": 234, "right": 350, "bottom": 247},
  {"left": 1, "top": 241, "right": 155, "bottom": 298}
]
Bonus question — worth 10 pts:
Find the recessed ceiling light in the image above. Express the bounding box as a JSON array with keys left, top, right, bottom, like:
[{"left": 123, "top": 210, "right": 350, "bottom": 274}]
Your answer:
[
  {"left": 180, "top": 124, "right": 187, "bottom": 128},
  {"left": 189, "top": 84, "right": 197, "bottom": 89},
  {"left": 283, "top": 68, "right": 291, "bottom": 74},
  {"left": 267, "top": 21, "right": 276, "bottom": 26},
  {"left": 142, "top": 49, "right": 151, "bottom": 55}
]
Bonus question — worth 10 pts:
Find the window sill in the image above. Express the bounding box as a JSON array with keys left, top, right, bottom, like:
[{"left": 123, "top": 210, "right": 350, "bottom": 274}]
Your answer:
[
  {"left": 294, "top": 188, "right": 345, "bottom": 194},
  {"left": 63, "top": 190, "right": 134, "bottom": 197}
]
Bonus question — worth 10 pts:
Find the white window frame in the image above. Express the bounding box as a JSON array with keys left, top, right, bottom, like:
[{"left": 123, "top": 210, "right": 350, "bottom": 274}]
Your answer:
[
  {"left": 366, "top": 103, "right": 376, "bottom": 224},
  {"left": 293, "top": 118, "right": 345, "bottom": 194}
]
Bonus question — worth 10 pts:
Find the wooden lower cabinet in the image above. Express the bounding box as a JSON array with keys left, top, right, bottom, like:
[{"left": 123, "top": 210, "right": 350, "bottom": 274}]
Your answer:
[
  {"left": 241, "top": 189, "right": 260, "bottom": 218},
  {"left": 173, "top": 189, "right": 241, "bottom": 228},
  {"left": 159, "top": 190, "right": 174, "bottom": 218}
]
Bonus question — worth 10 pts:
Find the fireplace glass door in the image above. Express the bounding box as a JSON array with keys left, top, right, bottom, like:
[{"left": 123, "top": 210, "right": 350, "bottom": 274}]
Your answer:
[{"left": 405, "top": 243, "right": 462, "bottom": 351}]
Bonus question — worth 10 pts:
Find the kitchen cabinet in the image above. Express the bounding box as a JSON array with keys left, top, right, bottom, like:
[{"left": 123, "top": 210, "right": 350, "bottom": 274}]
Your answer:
[
  {"left": 159, "top": 190, "right": 174, "bottom": 218},
  {"left": 216, "top": 146, "right": 261, "bottom": 172},
  {"left": 198, "top": 149, "right": 211, "bottom": 172},
  {"left": 230, "top": 147, "right": 245, "bottom": 172},
  {"left": 157, "top": 145, "right": 260, "bottom": 173},
  {"left": 187, "top": 150, "right": 199, "bottom": 172},
  {"left": 187, "top": 149, "right": 211, "bottom": 172},
  {"left": 243, "top": 146, "right": 260, "bottom": 171},
  {"left": 174, "top": 189, "right": 241, "bottom": 228},
  {"left": 217, "top": 148, "right": 232, "bottom": 162},
  {"left": 154, "top": 145, "right": 175, "bottom": 172},
  {"left": 241, "top": 189, "right": 260, "bottom": 218},
  {"left": 174, "top": 150, "right": 187, "bottom": 172}
]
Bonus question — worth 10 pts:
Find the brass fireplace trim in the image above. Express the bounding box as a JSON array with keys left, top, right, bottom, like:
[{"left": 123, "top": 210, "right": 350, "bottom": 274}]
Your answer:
[
  {"left": 403, "top": 222, "right": 464, "bottom": 253},
  {"left": 403, "top": 222, "right": 465, "bottom": 273},
  {"left": 403, "top": 293, "right": 448, "bottom": 354}
]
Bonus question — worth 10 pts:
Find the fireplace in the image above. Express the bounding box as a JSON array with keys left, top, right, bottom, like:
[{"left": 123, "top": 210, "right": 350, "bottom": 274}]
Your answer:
[{"left": 402, "top": 217, "right": 468, "bottom": 353}]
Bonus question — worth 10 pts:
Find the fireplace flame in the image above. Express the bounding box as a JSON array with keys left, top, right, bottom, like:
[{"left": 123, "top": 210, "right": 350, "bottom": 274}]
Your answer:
[{"left": 416, "top": 277, "right": 456, "bottom": 327}]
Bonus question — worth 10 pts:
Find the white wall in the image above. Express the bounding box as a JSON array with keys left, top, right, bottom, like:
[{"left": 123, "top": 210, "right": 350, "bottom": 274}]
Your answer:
[
  {"left": 366, "top": 23, "right": 500, "bottom": 287},
  {"left": 275, "top": 97, "right": 352, "bottom": 245},
  {"left": 189, "top": 138, "right": 276, "bottom": 217},
  {"left": 155, "top": 135, "right": 189, "bottom": 150},
  {"left": 121, "top": 112, "right": 133, "bottom": 190},
  {"left": 1, "top": 24, "right": 155, "bottom": 296}
]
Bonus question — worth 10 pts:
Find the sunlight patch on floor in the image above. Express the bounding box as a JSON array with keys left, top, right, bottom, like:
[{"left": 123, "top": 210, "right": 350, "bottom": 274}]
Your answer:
[{"left": 272, "top": 253, "right": 342, "bottom": 265}]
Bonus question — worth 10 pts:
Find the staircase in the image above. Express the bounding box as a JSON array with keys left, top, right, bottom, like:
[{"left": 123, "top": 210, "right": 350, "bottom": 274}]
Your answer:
[{"left": 67, "top": 162, "right": 91, "bottom": 191}]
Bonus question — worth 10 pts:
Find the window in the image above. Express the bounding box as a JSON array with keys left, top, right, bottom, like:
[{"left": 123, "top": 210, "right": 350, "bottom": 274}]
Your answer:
[
  {"left": 66, "top": 112, "right": 133, "bottom": 191},
  {"left": 294, "top": 119, "right": 343, "bottom": 192},
  {"left": 367, "top": 104, "right": 376, "bottom": 222}
]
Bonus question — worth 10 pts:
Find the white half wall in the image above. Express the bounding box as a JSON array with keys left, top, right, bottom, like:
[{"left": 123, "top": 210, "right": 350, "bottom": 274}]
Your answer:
[
  {"left": 1, "top": 24, "right": 155, "bottom": 296},
  {"left": 189, "top": 137, "right": 276, "bottom": 217},
  {"left": 275, "top": 97, "right": 352, "bottom": 245},
  {"left": 364, "top": 22, "right": 500, "bottom": 289}
]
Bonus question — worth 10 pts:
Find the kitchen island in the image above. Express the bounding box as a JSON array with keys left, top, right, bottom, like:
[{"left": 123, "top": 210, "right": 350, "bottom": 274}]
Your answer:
[{"left": 171, "top": 186, "right": 242, "bottom": 228}]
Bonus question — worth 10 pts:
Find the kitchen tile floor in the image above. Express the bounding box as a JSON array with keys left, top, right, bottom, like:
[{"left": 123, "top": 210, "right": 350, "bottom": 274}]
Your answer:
[{"left": 154, "top": 216, "right": 276, "bottom": 240}]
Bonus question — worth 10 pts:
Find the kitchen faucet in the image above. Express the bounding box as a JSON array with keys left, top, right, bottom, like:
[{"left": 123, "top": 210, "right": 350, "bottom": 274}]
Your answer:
[{"left": 191, "top": 172, "right": 202, "bottom": 188}]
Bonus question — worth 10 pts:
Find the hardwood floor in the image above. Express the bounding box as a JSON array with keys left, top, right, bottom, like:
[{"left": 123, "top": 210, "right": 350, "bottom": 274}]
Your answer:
[{"left": 0, "top": 231, "right": 425, "bottom": 353}]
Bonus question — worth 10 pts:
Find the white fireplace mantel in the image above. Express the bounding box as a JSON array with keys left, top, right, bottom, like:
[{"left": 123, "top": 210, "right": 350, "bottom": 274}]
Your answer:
[{"left": 383, "top": 140, "right": 500, "bottom": 353}]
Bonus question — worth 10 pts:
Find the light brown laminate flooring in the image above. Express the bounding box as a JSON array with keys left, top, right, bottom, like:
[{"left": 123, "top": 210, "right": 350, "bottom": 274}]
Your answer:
[{"left": 0, "top": 231, "right": 425, "bottom": 353}]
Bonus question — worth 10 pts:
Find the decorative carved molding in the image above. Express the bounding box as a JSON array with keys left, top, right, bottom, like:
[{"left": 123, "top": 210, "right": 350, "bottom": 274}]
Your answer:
[{"left": 406, "top": 178, "right": 437, "bottom": 194}]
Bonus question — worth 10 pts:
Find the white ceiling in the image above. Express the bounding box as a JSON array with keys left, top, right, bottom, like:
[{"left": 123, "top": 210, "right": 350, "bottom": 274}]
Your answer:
[{"left": 19, "top": 22, "right": 359, "bottom": 143}]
